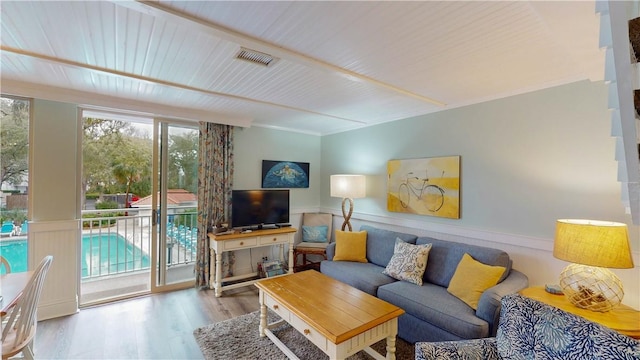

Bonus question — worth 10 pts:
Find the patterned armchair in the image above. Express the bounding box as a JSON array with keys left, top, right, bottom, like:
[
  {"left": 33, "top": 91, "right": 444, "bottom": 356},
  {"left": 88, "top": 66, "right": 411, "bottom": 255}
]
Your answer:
[{"left": 416, "top": 293, "right": 640, "bottom": 360}]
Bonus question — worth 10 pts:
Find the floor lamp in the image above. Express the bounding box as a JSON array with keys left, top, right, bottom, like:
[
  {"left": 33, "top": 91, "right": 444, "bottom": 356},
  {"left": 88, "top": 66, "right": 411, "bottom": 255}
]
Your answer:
[{"left": 330, "top": 174, "right": 366, "bottom": 231}]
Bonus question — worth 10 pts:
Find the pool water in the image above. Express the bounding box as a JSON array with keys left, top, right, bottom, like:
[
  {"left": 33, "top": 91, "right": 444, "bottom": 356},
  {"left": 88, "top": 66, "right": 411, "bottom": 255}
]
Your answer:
[{"left": 0, "top": 234, "right": 150, "bottom": 277}]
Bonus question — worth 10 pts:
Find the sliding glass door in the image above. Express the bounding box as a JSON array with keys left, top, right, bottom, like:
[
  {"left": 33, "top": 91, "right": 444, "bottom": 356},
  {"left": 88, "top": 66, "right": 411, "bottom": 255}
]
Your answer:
[{"left": 151, "top": 120, "right": 199, "bottom": 291}]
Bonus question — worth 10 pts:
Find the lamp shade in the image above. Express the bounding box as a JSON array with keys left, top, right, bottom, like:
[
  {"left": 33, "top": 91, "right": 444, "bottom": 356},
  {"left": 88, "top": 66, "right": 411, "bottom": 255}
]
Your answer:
[
  {"left": 330, "top": 175, "right": 366, "bottom": 199},
  {"left": 553, "top": 219, "right": 634, "bottom": 269}
]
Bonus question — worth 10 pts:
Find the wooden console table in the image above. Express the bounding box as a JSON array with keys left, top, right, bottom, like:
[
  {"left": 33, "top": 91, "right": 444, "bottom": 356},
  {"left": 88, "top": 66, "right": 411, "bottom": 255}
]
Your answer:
[
  {"left": 208, "top": 227, "right": 296, "bottom": 297},
  {"left": 520, "top": 286, "right": 640, "bottom": 339}
]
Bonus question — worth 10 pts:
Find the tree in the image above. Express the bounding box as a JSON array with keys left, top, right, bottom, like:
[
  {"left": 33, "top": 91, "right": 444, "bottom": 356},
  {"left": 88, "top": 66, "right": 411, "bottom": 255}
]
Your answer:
[
  {"left": 111, "top": 136, "right": 152, "bottom": 207},
  {"left": 168, "top": 130, "right": 198, "bottom": 194},
  {"left": 82, "top": 118, "right": 130, "bottom": 208},
  {"left": 0, "top": 98, "right": 29, "bottom": 188}
]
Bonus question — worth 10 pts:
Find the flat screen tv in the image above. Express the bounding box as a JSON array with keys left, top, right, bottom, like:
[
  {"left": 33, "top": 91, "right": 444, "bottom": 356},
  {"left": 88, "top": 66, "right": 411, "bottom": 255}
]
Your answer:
[{"left": 231, "top": 189, "right": 290, "bottom": 229}]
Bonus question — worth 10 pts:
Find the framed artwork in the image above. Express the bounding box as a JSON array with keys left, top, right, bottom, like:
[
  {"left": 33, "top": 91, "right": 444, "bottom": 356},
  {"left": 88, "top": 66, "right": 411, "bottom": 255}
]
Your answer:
[
  {"left": 387, "top": 156, "right": 460, "bottom": 219},
  {"left": 262, "top": 160, "right": 310, "bottom": 188}
]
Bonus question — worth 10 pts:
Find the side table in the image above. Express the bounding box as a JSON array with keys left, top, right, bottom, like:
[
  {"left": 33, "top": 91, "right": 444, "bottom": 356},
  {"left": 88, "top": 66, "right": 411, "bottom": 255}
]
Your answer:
[
  {"left": 520, "top": 286, "right": 640, "bottom": 339},
  {"left": 208, "top": 227, "right": 296, "bottom": 297}
]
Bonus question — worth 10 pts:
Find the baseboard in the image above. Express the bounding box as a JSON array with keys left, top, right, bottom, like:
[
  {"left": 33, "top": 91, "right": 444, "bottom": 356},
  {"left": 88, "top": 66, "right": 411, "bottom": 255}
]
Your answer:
[{"left": 38, "top": 298, "right": 79, "bottom": 321}]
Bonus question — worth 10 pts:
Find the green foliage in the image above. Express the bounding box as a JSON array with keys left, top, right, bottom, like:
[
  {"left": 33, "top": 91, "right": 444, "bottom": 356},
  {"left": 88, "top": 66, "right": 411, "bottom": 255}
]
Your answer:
[
  {"left": 95, "top": 200, "right": 119, "bottom": 210},
  {"left": 1, "top": 97, "right": 29, "bottom": 188},
  {"left": 82, "top": 118, "right": 153, "bottom": 202},
  {"left": 0, "top": 208, "right": 27, "bottom": 225},
  {"left": 85, "top": 193, "right": 100, "bottom": 200},
  {"left": 173, "top": 208, "right": 198, "bottom": 228},
  {"left": 168, "top": 130, "right": 199, "bottom": 194},
  {"left": 81, "top": 212, "right": 123, "bottom": 228}
]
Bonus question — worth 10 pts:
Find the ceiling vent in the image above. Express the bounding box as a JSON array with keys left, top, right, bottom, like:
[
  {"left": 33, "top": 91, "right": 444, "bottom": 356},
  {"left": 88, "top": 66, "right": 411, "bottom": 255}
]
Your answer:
[{"left": 235, "top": 47, "right": 278, "bottom": 67}]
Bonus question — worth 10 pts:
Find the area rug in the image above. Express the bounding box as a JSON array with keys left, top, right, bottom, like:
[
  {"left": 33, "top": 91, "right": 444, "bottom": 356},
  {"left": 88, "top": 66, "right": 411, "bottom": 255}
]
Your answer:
[{"left": 193, "top": 310, "right": 415, "bottom": 360}]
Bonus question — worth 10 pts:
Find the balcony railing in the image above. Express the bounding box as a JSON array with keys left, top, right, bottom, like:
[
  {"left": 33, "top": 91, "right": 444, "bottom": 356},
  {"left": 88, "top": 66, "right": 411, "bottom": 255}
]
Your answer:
[
  {"left": 81, "top": 207, "right": 198, "bottom": 280},
  {"left": 1, "top": 207, "right": 198, "bottom": 280}
]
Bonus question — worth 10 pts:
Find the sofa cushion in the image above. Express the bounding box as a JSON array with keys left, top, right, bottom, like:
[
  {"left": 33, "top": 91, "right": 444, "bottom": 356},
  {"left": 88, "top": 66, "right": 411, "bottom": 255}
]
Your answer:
[
  {"left": 320, "top": 261, "right": 395, "bottom": 296},
  {"left": 447, "top": 253, "right": 506, "bottom": 310},
  {"left": 333, "top": 230, "right": 368, "bottom": 262},
  {"left": 378, "top": 281, "right": 490, "bottom": 339},
  {"left": 416, "top": 237, "right": 511, "bottom": 287},
  {"left": 361, "top": 225, "right": 418, "bottom": 267},
  {"left": 383, "top": 239, "right": 432, "bottom": 286}
]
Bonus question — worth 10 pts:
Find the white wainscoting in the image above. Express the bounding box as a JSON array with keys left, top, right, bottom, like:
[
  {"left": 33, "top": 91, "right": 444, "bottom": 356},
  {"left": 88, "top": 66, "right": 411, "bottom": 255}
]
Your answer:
[
  {"left": 29, "top": 220, "right": 80, "bottom": 320},
  {"left": 319, "top": 208, "right": 640, "bottom": 310}
]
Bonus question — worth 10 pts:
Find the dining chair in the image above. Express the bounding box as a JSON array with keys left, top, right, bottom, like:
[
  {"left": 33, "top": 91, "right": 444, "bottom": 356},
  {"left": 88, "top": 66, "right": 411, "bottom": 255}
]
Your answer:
[
  {"left": 2, "top": 255, "right": 53, "bottom": 360},
  {"left": 0, "top": 255, "right": 11, "bottom": 274}
]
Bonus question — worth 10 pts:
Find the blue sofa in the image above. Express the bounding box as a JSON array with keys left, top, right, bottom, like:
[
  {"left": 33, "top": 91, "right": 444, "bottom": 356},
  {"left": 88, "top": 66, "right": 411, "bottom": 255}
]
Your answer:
[
  {"left": 320, "top": 225, "right": 529, "bottom": 343},
  {"left": 416, "top": 294, "right": 640, "bottom": 359}
]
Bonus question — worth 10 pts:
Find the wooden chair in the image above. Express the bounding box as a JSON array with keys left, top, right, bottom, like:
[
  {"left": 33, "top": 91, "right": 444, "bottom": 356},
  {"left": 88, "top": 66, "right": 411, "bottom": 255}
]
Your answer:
[
  {"left": 293, "top": 213, "right": 332, "bottom": 271},
  {"left": 2, "top": 255, "right": 53, "bottom": 360},
  {"left": 0, "top": 255, "right": 11, "bottom": 274}
]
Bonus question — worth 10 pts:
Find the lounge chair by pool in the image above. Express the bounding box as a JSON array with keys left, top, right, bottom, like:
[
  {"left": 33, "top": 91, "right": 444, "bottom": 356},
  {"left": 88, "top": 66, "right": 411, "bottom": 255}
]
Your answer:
[{"left": 1, "top": 221, "right": 16, "bottom": 237}]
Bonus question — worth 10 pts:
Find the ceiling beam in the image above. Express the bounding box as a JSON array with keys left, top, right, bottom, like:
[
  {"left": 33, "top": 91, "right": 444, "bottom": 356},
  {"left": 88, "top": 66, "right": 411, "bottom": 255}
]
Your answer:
[
  {"left": 117, "top": 0, "right": 447, "bottom": 107},
  {"left": 1, "top": 78, "right": 251, "bottom": 126},
  {"left": 1, "top": 46, "right": 366, "bottom": 125}
]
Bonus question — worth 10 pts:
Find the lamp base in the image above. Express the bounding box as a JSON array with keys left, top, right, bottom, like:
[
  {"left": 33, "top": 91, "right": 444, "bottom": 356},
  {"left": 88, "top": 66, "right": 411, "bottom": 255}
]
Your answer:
[
  {"left": 340, "top": 197, "right": 354, "bottom": 231},
  {"left": 559, "top": 263, "right": 624, "bottom": 312}
]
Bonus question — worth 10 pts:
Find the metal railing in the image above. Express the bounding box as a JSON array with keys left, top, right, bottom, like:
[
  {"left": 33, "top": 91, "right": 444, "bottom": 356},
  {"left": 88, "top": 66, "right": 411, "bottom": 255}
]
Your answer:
[{"left": 81, "top": 207, "right": 198, "bottom": 280}]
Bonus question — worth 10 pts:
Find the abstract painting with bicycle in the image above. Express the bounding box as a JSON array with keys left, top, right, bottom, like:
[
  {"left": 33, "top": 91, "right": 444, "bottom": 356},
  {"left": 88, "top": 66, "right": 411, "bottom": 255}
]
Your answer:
[{"left": 387, "top": 156, "right": 460, "bottom": 219}]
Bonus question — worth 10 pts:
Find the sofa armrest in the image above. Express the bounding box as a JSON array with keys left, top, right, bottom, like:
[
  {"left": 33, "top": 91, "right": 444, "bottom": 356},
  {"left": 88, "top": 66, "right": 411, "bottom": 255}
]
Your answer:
[
  {"left": 476, "top": 269, "right": 529, "bottom": 336},
  {"left": 326, "top": 242, "right": 336, "bottom": 260},
  {"left": 415, "top": 338, "right": 499, "bottom": 360}
]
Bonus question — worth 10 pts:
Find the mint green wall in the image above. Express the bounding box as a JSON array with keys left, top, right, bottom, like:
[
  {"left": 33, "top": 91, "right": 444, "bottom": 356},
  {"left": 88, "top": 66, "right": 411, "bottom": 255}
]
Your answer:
[
  {"left": 31, "top": 99, "right": 78, "bottom": 221},
  {"left": 233, "top": 126, "right": 321, "bottom": 212},
  {"left": 321, "top": 81, "right": 636, "bottom": 241}
]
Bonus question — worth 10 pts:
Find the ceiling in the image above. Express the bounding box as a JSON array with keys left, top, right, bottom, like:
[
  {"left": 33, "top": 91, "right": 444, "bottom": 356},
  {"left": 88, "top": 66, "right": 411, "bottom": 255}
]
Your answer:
[{"left": 0, "top": 1, "right": 605, "bottom": 135}]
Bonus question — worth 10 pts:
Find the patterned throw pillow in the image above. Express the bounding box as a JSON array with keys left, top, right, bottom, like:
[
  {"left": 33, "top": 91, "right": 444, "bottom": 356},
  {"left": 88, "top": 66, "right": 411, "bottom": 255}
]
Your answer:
[
  {"left": 383, "top": 238, "right": 432, "bottom": 286},
  {"left": 302, "top": 225, "right": 329, "bottom": 243}
]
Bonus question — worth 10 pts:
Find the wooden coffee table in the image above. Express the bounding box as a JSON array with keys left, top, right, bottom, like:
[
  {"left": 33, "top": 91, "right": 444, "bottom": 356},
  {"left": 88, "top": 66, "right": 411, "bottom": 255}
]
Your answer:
[{"left": 255, "top": 270, "right": 405, "bottom": 360}]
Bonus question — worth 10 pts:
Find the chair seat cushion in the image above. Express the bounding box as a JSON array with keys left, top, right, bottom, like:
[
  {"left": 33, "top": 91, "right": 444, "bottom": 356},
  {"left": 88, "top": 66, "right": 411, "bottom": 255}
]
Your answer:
[{"left": 296, "top": 242, "right": 329, "bottom": 249}]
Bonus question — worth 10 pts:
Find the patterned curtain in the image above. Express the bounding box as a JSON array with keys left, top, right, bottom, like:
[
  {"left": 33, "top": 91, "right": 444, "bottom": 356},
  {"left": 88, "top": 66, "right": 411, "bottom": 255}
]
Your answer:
[{"left": 195, "top": 122, "right": 234, "bottom": 288}]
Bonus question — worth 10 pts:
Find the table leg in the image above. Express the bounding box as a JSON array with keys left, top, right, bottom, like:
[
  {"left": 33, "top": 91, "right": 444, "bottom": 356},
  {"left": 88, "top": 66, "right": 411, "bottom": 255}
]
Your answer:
[
  {"left": 209, "top": 249, "right": 215, "bottom": 290},
  {"left": 259, "top": 291, "right": 267, "bottom": 337},
  {"left": 287, "top": 241, "right": 294, "bottom": 274},
  {"left": 385, "top": 335, "right": 396, "bottom": 360},
  {"left": 215, "top": 251, "right": 223, "bottom": 297}
]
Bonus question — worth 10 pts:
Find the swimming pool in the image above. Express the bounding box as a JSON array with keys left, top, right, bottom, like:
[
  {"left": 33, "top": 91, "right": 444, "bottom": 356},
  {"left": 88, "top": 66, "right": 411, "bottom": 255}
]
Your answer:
[{"left": 0, "top": 234, "right": 150, "bottom": 277}]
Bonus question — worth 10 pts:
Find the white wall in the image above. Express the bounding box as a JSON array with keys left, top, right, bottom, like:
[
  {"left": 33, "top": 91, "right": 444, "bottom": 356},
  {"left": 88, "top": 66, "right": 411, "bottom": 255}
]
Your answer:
[
  {"left": 320, "top": 80, "right": 640, "bottom": 309},
  {"left": 22, "top": 79, "right": 640, "bottom": 314},
  {"left": 233, "top": 126, "right": 321, "bottom": 212},
  {"left": 229, "top": 126, "right": 323, "bottom": 272},
  {"left": 30, "top": 99, "right": 80, "bottom": 318}
]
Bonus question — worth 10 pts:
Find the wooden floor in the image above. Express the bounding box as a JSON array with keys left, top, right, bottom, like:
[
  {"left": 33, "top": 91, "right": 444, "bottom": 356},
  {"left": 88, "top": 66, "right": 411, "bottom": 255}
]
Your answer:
[{"left": 34, "top": 286, "right": 260, "bottom": 359}]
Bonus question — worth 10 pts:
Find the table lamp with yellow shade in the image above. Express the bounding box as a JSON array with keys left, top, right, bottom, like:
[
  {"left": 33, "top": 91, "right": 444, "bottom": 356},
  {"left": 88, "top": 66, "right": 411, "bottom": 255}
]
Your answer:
[{"left": 553, "top": 219, "right": 634, "bottom": 312}]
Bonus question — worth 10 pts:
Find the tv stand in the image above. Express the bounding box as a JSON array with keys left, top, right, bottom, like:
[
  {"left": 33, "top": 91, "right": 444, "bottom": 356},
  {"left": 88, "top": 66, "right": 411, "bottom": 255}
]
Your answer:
[{"left": 207, "top": 227, "right": 297, "bottom": 297}]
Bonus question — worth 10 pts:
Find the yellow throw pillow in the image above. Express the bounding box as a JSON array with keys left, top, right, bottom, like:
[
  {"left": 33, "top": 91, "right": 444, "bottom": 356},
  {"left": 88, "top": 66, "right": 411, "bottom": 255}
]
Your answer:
[
  {"left": 332, "top": 230, "right": 368, "bottom": 263},
  {"left": 447, "top": 253, "right": 506, "bottom": 310}
]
